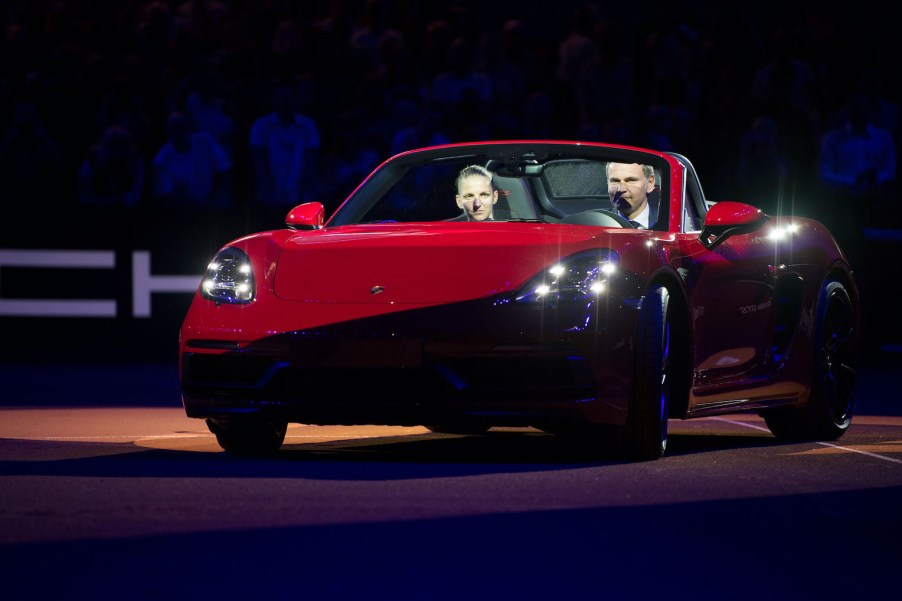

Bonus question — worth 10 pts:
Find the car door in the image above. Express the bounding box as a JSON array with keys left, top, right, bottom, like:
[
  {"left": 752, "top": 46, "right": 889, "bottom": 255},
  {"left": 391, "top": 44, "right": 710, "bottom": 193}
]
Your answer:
[
  {"left": 676, "top": 229, "right": 779, "bottom": 388},
  {"left": 667, "top": 155, "right": 780, "bottom": 390}
]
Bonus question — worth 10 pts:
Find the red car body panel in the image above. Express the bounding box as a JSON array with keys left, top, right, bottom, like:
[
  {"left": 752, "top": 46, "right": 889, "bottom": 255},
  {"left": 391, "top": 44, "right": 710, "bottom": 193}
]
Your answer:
[{"left": 182, "top": 224, "right": 661, "bottom": 339}]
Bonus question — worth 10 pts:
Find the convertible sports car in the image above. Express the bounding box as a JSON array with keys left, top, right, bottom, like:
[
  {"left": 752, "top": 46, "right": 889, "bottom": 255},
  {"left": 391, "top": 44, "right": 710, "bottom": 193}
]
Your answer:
[{"left": 179, "top": 141, "right": 859, "bottom": 460}]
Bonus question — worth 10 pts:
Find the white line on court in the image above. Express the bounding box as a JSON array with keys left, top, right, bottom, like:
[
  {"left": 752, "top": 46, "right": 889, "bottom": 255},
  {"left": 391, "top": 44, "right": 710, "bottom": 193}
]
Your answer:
[
  {"left": 712, "top": 417, "right": 902, "bottom": 465},
  {"left": 17, "top": 434, "right": 396, "bottom": 441}
]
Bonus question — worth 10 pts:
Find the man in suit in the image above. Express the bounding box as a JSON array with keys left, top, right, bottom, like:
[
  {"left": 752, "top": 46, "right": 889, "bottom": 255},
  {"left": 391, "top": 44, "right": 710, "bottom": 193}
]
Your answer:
[{"left": 607, "top": 162, "right": 657, "bottom": 228}]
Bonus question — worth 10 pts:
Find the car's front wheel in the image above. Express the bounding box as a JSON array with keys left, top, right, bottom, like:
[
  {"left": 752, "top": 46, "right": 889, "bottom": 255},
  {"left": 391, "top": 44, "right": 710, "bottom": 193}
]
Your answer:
[
  {"left": 206, "top": 418, "right": 288, "bottom": 455},
  {"left": 763, "top": 277, "right": 857, "bottom": 440},
  {"left": 621, "top": 285, "right": 671, "bottom": 460}
]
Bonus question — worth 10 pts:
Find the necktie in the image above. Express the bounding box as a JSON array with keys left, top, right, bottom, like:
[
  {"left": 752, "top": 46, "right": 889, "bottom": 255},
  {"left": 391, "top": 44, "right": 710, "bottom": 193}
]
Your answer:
[{"left": 629, "top": 220, "right": 644, "bottom": 229}]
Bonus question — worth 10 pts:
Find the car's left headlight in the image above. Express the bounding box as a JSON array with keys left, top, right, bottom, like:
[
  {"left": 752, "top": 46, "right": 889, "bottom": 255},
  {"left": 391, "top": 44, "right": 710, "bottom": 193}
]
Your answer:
[
  {"left": 200, "top": 247, "right": 255, "bottom": 304},
  {"left": 516, "top": 250, "right": 619, "bottom": 305}
]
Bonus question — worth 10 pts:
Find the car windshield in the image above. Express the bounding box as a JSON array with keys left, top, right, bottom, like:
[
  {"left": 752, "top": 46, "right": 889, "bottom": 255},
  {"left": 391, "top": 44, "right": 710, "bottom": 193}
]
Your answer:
[{"left": 327, "top": 144, "right": 669, "bottom": 229}]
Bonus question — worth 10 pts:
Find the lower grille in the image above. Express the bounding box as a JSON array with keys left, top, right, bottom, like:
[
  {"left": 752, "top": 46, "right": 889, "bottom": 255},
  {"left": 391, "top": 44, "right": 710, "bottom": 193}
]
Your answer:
[{"left": 182, "top": 352, "right": 596, "bottom": 404}]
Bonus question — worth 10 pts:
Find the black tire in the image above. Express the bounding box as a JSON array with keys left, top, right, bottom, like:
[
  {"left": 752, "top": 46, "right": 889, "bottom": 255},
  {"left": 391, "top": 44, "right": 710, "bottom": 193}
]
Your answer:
[
  {"left": 763, "top": 278, "right": 857, "bottom": 440},
  {"left": 206, "top": 418, "right": 288, "bottom": 455},
  {"left": 622, "top": 286, "right": 672, "bottom": 460}
]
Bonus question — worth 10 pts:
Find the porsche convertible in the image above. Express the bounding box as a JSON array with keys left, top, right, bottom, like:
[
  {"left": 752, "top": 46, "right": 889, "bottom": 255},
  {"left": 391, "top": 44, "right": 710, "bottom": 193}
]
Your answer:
[{"left": 179, "top": 141, "right": 859, "bottom": 460}]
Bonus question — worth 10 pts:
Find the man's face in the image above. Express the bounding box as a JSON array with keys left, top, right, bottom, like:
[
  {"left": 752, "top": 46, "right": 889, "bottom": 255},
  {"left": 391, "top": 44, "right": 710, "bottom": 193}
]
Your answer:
[
  {"left": 607, "top": 163, "right": 654, "bottom": 218},
  {"left": 456, "top": 175, "right": 498, "bottom": 221}
]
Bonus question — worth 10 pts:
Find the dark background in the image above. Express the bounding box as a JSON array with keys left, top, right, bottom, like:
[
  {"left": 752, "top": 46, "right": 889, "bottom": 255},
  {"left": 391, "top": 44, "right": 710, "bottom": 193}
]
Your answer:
[{"left": 1, "top": 0, "right": 899, "bottom": 365}]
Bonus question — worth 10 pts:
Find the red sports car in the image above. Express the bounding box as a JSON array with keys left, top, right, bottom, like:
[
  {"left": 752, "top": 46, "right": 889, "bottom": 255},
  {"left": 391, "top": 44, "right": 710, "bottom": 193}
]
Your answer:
[{"left": 179, "top": 141, "right": 859, "bottom": 460}]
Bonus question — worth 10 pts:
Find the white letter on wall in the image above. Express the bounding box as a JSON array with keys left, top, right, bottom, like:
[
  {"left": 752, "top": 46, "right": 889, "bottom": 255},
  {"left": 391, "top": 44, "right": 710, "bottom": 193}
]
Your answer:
[
  {"left": 0, "top": 249, "right": 117, "bottom": 317},
  {"left": 132, "top": 251, "right": 199, "bottom": 318}
]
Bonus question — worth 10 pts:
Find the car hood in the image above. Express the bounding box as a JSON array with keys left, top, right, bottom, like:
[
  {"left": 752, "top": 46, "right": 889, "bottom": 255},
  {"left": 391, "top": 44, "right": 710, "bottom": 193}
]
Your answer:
[{"left": 273, "top": 223, "right": 619, "bottom": 304}]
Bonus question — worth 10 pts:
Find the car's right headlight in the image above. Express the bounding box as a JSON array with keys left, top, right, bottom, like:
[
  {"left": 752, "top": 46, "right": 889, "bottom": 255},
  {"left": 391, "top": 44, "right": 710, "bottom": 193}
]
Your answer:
[
  {"left": 200, "top": 247, "right": 255, "bottom": 304},
  {"left": 515, "top": 250, "right": 619, "bottom": 305}
]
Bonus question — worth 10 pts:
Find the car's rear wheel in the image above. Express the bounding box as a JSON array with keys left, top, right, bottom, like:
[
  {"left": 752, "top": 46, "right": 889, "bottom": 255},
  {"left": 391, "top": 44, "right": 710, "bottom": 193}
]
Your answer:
[
  {"left": 206, "top": 418, "right": 288, "bottom": 455},
  {"left": 763, "top": 278, "right": 857, "bottom": 440},
  {"left": 621, "top": 286, "right": 671, "bottom": 460}
]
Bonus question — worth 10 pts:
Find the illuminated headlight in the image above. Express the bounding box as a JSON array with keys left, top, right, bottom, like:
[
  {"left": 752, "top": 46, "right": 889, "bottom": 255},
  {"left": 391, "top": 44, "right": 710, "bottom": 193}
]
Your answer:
[
  {"left": 767, "top": 223, "right": 800, "bottom": 241},
  {"left": 200, "top": 247, "right": 255, "bottom": 304},
  {"left": 516, "top": 251, "right": 619, "bottom": 304}
]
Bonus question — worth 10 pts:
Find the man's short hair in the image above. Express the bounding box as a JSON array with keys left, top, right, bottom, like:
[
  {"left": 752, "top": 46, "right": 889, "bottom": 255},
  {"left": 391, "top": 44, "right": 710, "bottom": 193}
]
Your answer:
[{"left": 605, "top": 162, "right": 654, "bottom": 179}]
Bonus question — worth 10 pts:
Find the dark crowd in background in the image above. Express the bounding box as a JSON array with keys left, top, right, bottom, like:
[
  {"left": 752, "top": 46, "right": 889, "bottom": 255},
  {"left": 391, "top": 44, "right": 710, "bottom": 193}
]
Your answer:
[{"left": 0, "top": 0, "right": 898, "bottom": 242}]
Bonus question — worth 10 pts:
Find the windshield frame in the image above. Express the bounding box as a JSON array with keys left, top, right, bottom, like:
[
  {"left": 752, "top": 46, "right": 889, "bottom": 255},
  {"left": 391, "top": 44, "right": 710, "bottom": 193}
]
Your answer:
[{"left": 326, "top": 142, "right": 673, "bottom": 230}]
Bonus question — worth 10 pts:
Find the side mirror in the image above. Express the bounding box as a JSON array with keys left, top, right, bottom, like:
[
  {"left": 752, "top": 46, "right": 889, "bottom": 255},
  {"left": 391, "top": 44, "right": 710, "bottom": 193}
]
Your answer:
[
  {"left": 286, "top": 202, "right": 325, "bottom": 230},
  {"left": 699, "top": 201, "right": 769, "bottom": 249}
]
